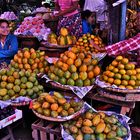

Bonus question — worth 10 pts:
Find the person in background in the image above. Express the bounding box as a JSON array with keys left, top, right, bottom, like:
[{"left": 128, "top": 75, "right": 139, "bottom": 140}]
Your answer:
[
  {"left": 81, "top": 10, "right": 96, "bottom": 34},
  {"left": 0, "top": 19, "right": 18, "bottom": 64},
  {"left": 53, "top": 0, "right": 82, "bottom": 38}
]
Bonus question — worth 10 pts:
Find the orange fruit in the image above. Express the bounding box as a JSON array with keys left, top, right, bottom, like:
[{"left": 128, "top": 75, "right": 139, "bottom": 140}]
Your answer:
[
  {"left": 71, "top": 47, "right": 79, "bottom": 54},
  {"left": 79, "top": 64, "right": 87, "bottom": 72},
  {"left": 24, "top": 64, "right": 31, "bottom": 70},
  {"left": 116, "top": 56, "right": 123, "bottom": 61},
  {"left": 57, "top": 60, "right": 63, "bottom": 68},
  {"left": 88, "top": 71, "right": 94, "bottom": 79},
  {"left": 78, "top": 53, "right": 85, "bottom": 60},
  {"left": 79, "top": 72, "right": 88, "bottom": 80},
  {"left": 13, "top": 54, "right": 19, "bottom": 62},
  {"left": 32, "top": 63, "right": 38, "bottom": 70},
  {"left": 19, "top": 64, "right": 23, "bottom": 69},
  {"left": 69, "top": 65, "right": 77, "bottom": 73},
  {"left": 67, "top": 58, "right": 74, "bottom": 65},
  {"left": 24, "top": 51, "right": 30, "bottom": 59},
  {"left": 129, "top": 80, "right": 136, "bottom": 86},
  {"left": 111, "top": 60, "right": 118, "bottom": 67},
  {"left": 62, "top": 55, "right": 68, "bottom": 63},
  {"left": 17, "top": 52, "right": 23, "bottom": 58},
  {"left": 114, "top": 79, "right": 121, "bottom": 86},
  {"left": 84, "top": 58, "right": 91, "bottom": 65},
  {"left": 38, "top": 62, "right": 44, "bottom": 68},
  {"left": 136, "top": 68, "right": 140, "bottom": 73},
  {"left": 118, "top": 64, "right": 125, "bottom": 69},
  {"left": 13, "top": 72, "right": 20, "bottom": 79},
  {"left": 93, "top": 66, "right": 101, "bottom": 76},
  {"left": 75, "top": 58, "right": 82, "bottom": 67},
  {"left": 30, "top": 48, "right": 35, "bottom": 54},
  {"left": 62, "top": 63, "right": 69, "bottom": 71},
  {"left": 91, "top": 59, "right": 98, "bottom": 66},
  {"left": 35, "top": 58, "right": 40, "bottom": 63},
  {"left": 132, "top": 70, "right": 136, "bottom": 75},
  {"left": 87, "top": 65, "right": 94, "bottom": 72},
  {"left": 126, "top": 70, "right": 133, "bottom": 75},
  {"left": 119, "top": 70, "right": 126, "bottom": 75},
  {"left": 51, "top": 103, "right": 59, "bottom": 111},
  {"left": 68, "top": 51, "right": 76, "bottom": 60},
  {"left": 121, "top": 80, "right": 128, "bottom": 86},
  {"left": 17, "top": 58, "right": 22, "bottom": 64},
  {"left": 22, "top": 58, "right": 28, "bottom": 64},
  {"left": 114, "top": 73, "right": 121, "bottom": 79},
  {"left": 121, "top": 58, "right": 129, "bottom": 65},
  {"left": 126, "top": 86, "right": 134, "bottom": 90},
  {"left": 122, "top": 75, "right": 130, "bottom": 80},
  {"left": 119, "top": 85, "right": 126, "bottom": 89},
  {"left": 102, "top": 75, "right": 108, "bottom": 81},
  {"left": 108, "top": 72, "right": 115, "bottom": 78},
  {"left": 108, "top": 65, "right": 114, "bottom": 71},
  {"left": 108, "top": 78, "right": 114, "bottom": 84},
  {"left": 113, "top": 68, "right": 119, "bottom": 73}
]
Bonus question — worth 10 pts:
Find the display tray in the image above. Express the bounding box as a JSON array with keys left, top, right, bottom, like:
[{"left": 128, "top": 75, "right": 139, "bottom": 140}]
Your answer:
[
  {"left": 32, "top": 94, "right": 85, "bottom": 122},
  {"left": 96, "top": 76, "right": 140, "bottom": 94}
]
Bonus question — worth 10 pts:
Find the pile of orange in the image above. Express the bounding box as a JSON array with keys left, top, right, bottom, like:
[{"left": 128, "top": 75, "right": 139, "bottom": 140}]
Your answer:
[
  {"left": 47, "top": 49, "right": 101, "bottom": 87},
  {"left": 101, "top": 56, "right": 140, "bottom": 90},
  {"left": 73, "top": 33, "right": 105, "bottom": 54},
  {"left": 10, "top": 48, "right": 49, "bottom": 74}
]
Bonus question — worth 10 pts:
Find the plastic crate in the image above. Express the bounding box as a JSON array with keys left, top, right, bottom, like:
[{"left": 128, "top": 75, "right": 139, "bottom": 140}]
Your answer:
[{"left": 32, "top": 119, "right": 62, "bottom": 140}]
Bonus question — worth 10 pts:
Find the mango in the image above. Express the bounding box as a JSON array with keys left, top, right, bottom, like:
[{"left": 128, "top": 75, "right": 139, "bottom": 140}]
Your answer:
[
  {"left": 76, "top": 117, "right": 83, "bottom": 128},
  {"left": 107, "top": 131, "right": 117, "bottom": 139},
  {"left": 76, "top": 134, "right": 83, "bottom": 140},
  {"left": 60, "top": 27, "right": 68, "bottom": 36},
  {"left": 83, "top": 119, "right": 92, "bottom": 127},
  {"left": 104, "top": 124, "right": 111, "bottom": 133},
  {"left": 112, "top": 125, "right": 118, "bottom": 131},
  {"left": 58, "top": 98, "right": 67, "bottom": 105},
  {"left": 32, "top": 102, "right": 41, "bottom": 110},
  {"left": 58, "top": 36, "right": 67, "bottom": 46},
  {"left": 53, "top": 91, "right": 64, "bottom": 98},
  {"left": 96, "top": 133, "right": 104, "bottom": 140},
  {"left": 66, "top": 35, "right": 73, "bottom": 45},
  {"left": 95, "top": 122, "right": 106, "bottom": 134},
  {"left": 42, "top": 102, "right": 50, "bottom": 109},
  {"left": 121, "top": 126, "right": 128, "bottom": 137},
  {"left": 92, "top": 115, "right": 100, "bottom": 126},
  {"left": 85, "top": 112, "right": 93, "bottom": 120},
  {"left": 90, "top": 134, "right": 96, "bottom": 140},
  {"left": 83, "top": 134, "right": 91, "bottom": 140},
  {"left": 45, "top": 95, "right": 56, "bottom": 103},
  {"left": 98, "top": 112, "right": 106, "bottom": 119},
  {"left": 69, "top": 125, "right": 78, "bottom": 134},
  {"left": 81, "top": 126, "right": 94, "bottom": 134},
  {"left": 43, "top": 109, "right": 50, "bottom": 117},
  {"left": 63, "top": 103, "right": 70, "bottom": 110},
  {"left": 51, "top": 111, "right": 58, "bottom": 118}
]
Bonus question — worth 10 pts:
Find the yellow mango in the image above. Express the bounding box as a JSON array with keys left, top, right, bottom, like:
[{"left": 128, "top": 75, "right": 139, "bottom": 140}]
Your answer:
[
  {"left": 81, "top": 126, "right": 94, "bottom": 134},
  {"left": 92, "top": 115, "right": 101, "bottom": 126},
  {"left": 85, "top": 112, "right": 93, "bottom": 120},
  {"left": 104, "top": 124, "right": 111, "bottom": 134},
  {"left": 45, "top": 95, "right": 56, "bottom": 103},
  {"left": 98, "top": 112, "right": 106, "bottom": 119},
  {"left": 95, "top": 122, "right": 106, "bottom": 134},
  {"left": 76, "top": 117, "right": 83, "bottom": 128},
  {"left": 83, "top": 119, "right": 92, "bottom": 127}
]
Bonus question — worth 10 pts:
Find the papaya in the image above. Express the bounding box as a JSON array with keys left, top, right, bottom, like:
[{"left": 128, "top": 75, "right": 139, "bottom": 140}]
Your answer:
[
  {"left": 69, "top": 125, "right": 78, "bottom": 134},
  {"left": 45, "top": 95, "right": 56, "bottom": 103},
  {"left": 66, "top": 35, "right": 73, "bottom": 45},
  {"left": 95, "top": 122, "right": 106, "bottom": 134},
  {"left": 92, "top": 115, "right": 101, "bottom": 126},
  {"left": 81, "top": 126, "right": 94, "bottom": 134},
  {"left": 53, "top": 91, "right": 64, "bottom": 99},
  {"left": 60, "top": 27, "right": 68, "bottom": 36},
  {"left": 58, "top": 35, "right": 67, "bottom": 46},
  {"left": 58, "top": 98, "right": 67, "bottom": 105},
  {"left": 83, "top": 119, "right": 92, "bottom": 127}
]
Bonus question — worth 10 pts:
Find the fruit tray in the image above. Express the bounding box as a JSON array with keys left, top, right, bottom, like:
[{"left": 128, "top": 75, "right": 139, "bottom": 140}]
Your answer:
[
  {"left": 96, "top": 76, "right": 140, "bottom": 94},
  {"left": 40, "top": 41, "right": 71, "bottom": 49},
  {"left": 61, "top": 104, "right": 131, "bottom": 140},
  {"left": 31, "top": 94, "right": 86, "bottom": 122}
]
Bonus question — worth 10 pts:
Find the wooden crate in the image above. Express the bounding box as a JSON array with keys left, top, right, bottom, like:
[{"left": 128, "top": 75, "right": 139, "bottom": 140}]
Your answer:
[{"left": 32, "top": 119, "right": 62, "bottom": 140}]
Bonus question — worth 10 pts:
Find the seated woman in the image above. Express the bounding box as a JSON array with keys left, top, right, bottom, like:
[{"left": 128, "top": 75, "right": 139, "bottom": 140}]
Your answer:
[
  {"left": 81, "top": 10, "right": 96, "bottom": 34},
  {"left": 0, "top": 19, "right": 18, "bottom": 64}
]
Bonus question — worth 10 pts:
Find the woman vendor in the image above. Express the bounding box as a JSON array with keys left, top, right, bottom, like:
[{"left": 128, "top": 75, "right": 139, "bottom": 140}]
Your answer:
[
  {"left": 53, "top": 0, "right": 82, "bottom": 38},
  {"left": 0, "top": 19, "right": 18, "bottom": 64}
]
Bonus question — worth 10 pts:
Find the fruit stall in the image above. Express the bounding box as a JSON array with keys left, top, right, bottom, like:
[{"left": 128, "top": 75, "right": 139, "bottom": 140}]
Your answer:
[{"left": 0, "top": 0, "right": 140, "bottom": 140}]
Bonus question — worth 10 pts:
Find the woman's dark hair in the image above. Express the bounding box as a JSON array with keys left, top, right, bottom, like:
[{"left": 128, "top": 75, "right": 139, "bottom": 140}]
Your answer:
[
  {"left": 81, "top": 10, "right": 95, "bottom": 20},
  {"left": 0, "top": 19, "right": 9, "bottom": 26}
]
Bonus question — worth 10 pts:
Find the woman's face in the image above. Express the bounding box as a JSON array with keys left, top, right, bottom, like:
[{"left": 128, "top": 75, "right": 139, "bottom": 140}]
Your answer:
[
  {"left": 87, "top": 13, "right": 96, "bottom": 25},
  {"left": 0, "top": 22, "right": 10, "bottom": 36}
]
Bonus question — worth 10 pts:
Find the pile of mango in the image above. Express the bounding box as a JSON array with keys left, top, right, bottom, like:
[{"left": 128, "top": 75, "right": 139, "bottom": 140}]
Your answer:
[
  {"left": 47, "top": 50, "right": 101, "bottom": 87},
  {"left": 101, "top": 55, "right": 140, "bottom": 90},
  {"left": 0, "top": 69, "right": 44, "bottom": 100},
  {"left": 48, "top": 28, "right": 77, "bottom": 46},
  {"left": 32, "top": 92, "right": 83, "bottom": 118},
  {"left": 74, "top": 33, "right": 105, "bottom": 54},
  {"left": 10, "top": 48, "right": 49, "bottom": 74},
  {"left": 63, "top": 110, "right": 128, "bottom": 140}
]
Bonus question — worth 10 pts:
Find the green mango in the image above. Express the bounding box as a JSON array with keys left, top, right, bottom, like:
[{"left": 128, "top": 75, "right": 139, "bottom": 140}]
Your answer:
[{"left": 96, "top": 133, "right": 104, "bottom": 140}]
